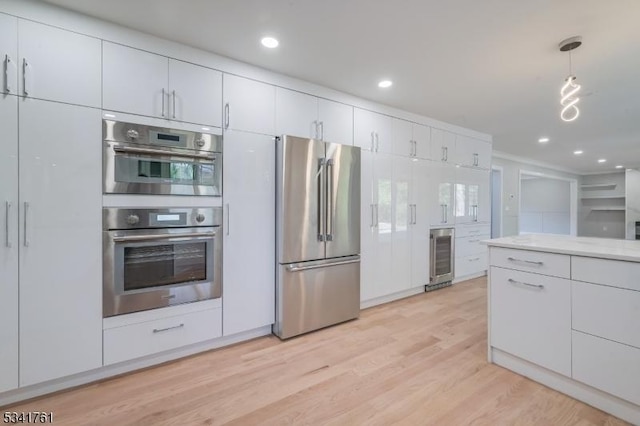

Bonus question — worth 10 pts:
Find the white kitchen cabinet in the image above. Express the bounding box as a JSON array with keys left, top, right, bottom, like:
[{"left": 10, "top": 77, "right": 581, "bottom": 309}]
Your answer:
[
  {"left": 223, "top": 74, "right": 275, "bottom": 135},
  {"left": 318, "top": 98, "right": 353, "bottom": 144},
  {"left": 0, "top": 14, "right": 18, "bottom": 96},
  {"left": 103, "top": 42, "right": 222, "bottom": 126},
  {"left": 275, "top": 88, "right": 352, "bottom": 143},
  {"left": 410, "top": 159, "right": 431, "bottom": 287},
  {"left": 430, "top": 128, "right": 456, "bottom": 163},
  {"left": 18, "top": 20, "right": 101, "bottom": 108},
  {"left": 429, "top": 161, "right": 456, "bottom": 227},
  {"left": 222, "top": 131, "right": 275, "bottom": 335},
  {"left": 455, "top": 167, "right": 490, "bottom": 224},
  {"left": 19, "top": 99, "right": 102, "bottom": 386},
  {"left": 455, "top": 135, "right": 492, "bottom": 169},
  {"left": 354, "top": 108, "right": 392, "bottom": 153},
  {"left": 490, "top": 266, "right": 572, "bottom": 376},
  {"left": 392, "top": 119, "right": 431, "bottom": 159},
  {"left": 360, "top": 150, "right": 393, "bottom": 301},
  {"left": 391, "top": 156, "right": 412, "bottom": 294},
  {"left": 0, "top": 95, "right": 18, "bottom": 393},
  {"left": 168, "top": 59, "right": 222, "bottom": 127}
]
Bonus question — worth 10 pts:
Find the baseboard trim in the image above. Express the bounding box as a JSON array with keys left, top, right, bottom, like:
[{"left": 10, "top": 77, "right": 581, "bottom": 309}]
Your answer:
[
  {"left": 0, "top": 326, "right": 272, "bottom": 408},
  {"left": 360, "top": 287, "right": 425, "bottom": 309},
  {"left": 491, "top": 348, "right": 640, "bottom": 425}
]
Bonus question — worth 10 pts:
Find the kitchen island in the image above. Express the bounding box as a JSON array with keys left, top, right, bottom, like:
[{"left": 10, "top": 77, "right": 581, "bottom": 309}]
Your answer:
[{"left": 485, "top": 234, "right": 640, "bottom": 425}]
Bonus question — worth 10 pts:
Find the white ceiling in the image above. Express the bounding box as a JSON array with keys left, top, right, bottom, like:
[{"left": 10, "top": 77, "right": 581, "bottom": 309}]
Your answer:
[{"left": 43, "top": 0, "right": 640, "bottom": 173}]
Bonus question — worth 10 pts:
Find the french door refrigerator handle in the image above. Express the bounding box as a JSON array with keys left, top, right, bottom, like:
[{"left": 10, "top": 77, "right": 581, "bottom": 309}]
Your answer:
[
  {"left": 325, "top": 159, "right": 334, "bottom": 241},
  {"left": 5, "top": 201, "right": 11, "bottom": 248},
  {"left": 23, "top": 201, "right": 29, "bottom": 247},
  {"left": 317, "top": 158, "right": 326, "bottom": 241}
]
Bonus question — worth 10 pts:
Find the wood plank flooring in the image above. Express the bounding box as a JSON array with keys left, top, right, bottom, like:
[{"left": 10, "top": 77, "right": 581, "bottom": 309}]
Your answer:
[{"left": 4, "top": 278, "right": 629, "bottom": 425}]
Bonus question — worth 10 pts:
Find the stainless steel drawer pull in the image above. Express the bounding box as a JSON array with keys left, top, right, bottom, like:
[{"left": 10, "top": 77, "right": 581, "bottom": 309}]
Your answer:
[
  {"left": 508, "top": 278, "right": 544, "bottom": 290},
  {"left": 507, "top": 257, "right": 543, "bottom": 266},
  {"left": 152, "top": 323, "right": 184, "bottom": 333},
  {"left": 113, "top": 231, "right": 215, "bottom": 242}
]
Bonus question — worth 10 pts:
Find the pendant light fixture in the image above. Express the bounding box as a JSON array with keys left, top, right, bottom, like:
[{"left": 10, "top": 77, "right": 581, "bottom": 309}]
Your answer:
[{"left": 559, "top": 36, "right": 582, "bottom": 122}]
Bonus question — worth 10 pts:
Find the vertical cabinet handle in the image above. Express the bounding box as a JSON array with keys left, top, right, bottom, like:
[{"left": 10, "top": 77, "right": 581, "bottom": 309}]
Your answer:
[
  {"left": 161, "top": 88, "right": 166, "bottom": 117},
  {"left": 413, "top": 140, "right": 418, "bottom": 157},
  {"left": 473, "top": 153, "right": 479, "bottom": 166},
  {"left": 23, "top": 201, "right": 29, "bottom": 247},
  {"left": 22, "top": 58, "right": 29, "bottom": 96},
  {"left": 370, "top": 204, "right": 375, "bottom": 228},
  {"left": 226, "top": 203, "right": 230, "bottom": 236},
  {"left": 375, "top": 132, "right": 380, "bottom": 152},
  {"left": 317, "top": 158, "right": 326, "bottom": 241},
  {"left": 224, "top": 103, "right": 230, "bottom": 129},
  {"left": 5, "top": 201, "right": 11, "bottom": 248},
  {"left": 172, "top": 90, "right": 176, "bottom": 119},
  {"left": 4, "top": 55, "right": 12, "bottom": 93},
  {"left": 444, "top": 147, "right": 448, "bottom": 161},
  {"left": 441, "top": 146, "right": 446, "bottom": 161},
  {"left": 325, "top": 159, "right": 334, "bottom": 241},
  {"left": 376, "top": 204, "right": 379, "bottom": 227},
  {"left": 440, "top": 204, "right": 446, "bottom": 223},
  {"left": 413, "top": 204, "right": 417, "bottom": 224},
  {"left": 409, "top": 140, "right": 413, "bottom": 157},
  {"left": 370, "top": 131, "right": 375, "bottom": 151}
]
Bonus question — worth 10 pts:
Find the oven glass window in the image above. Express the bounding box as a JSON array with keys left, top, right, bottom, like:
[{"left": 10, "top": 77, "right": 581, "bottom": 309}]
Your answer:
[
  {"left": 115, "top": 156, "right": 215, "bottom": 186},
  {"left": 123, "top": 242, "right": 207, "bottom": 291}
]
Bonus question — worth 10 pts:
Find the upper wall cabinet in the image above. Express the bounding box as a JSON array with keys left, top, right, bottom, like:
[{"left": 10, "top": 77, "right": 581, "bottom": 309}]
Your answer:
[
  {"left": 18, "top": 20, "right": 101, "bottom": 108},
  {"left": 430, "top": 128, "right": 456, "bottom": 163},
  {"left": 0, "top": 14, "right": 17, "bottom": 96},
  {"left": 223, "top": 74, "right": 275, "bottom": 135},
  {"left": 275, "top": 87, "right": 353, "bottom": 143},
  {"left": 103, "top": 42, "right": 222, "bottom": 127},
  {"left": 392, "top": 119, "right": 431, "bottom": 159},
  {"left": 455, "top": 135, "right": 492, "bottom": 169},
  {"left": 354, "top": 108, "right": 392, "bottom": 153}
]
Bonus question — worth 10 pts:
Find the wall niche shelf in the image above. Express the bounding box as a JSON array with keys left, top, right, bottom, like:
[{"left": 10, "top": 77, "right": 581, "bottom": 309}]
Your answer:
[
  {"left": 589, "top": 207, "right": 626, "bottom": 212},
  {"left": 581, "top": 183, "right": 617, "bottom": 190},
  {"left": 580, "top": 195, "right": 626, "bottom": 200}
]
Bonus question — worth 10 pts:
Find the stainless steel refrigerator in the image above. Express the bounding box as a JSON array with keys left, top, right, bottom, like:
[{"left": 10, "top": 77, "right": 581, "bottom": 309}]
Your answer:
[{"left": 274, "top": 135, "right": 361, "bottom": 339}]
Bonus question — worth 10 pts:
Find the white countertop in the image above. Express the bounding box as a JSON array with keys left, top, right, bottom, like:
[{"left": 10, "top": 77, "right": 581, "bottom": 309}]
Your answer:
[{"left": 484, "top": 234, "right": 640, "bottom": 262}]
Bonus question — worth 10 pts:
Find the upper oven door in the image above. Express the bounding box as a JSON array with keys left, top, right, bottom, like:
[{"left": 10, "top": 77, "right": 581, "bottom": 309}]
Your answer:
[
  {"left": 104, "top": 142, "right": 222, "bottom": 196},
  {"left": 103, "top": 227, "right": 222, "bottom": 317}
]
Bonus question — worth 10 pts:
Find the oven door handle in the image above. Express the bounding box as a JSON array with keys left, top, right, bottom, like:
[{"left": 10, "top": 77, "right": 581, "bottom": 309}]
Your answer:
[
  {"left": 113, "top": 145, "right": 215, "bottom": 161},
  {"left": 113, "top": 231, "right": 216, "bottom": 243}
]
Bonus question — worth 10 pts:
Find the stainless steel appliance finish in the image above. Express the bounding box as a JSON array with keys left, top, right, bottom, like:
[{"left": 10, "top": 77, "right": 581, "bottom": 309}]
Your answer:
[
  {"left": 103, "top": 207, "right": 222, "bottom": 317},
  {"left": 430, "top": 228, "right": 455, "bottom": 286},
  {"left": 275, "top": 135, "right": 361, "bottom": 339},
  {"left": 103, "top": 119, "right": 222, "bottom": 196}
]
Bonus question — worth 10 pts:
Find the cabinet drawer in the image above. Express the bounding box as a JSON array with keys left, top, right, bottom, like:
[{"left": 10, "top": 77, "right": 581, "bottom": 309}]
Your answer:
[
  {"left": 573, "top": 331, "right": 640, "bottom": 406},
  {"left": 490, "top": 267, "right": 571, "bottom": 376},
  {"left": 573, "top": 281, "right": 640, "bottom": 349},
  {"left": 490, "top": 247, "right": 570, "bottom": 278},
  {"left": 456, "top": 234, "right": 489, "bottom": 258},
  {"left": 455, "top": 252, "right": 487, "bottom": 278},
  {"left": 104, "top": 307, "right": 222, "bottom": 365},
  {"left": 455, "top": 224, "right": 491, "bottom": 238},
  {"left": 572, "top": 257, "right": 640, "bottom": 291}
]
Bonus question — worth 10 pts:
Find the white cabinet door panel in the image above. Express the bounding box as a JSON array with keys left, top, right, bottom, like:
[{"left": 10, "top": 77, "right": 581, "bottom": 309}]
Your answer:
[
  {"left": 0, "top": 14, "right": 18, "bottom": 96},
  {"left": 490, "top": 266, "right": 571, "bottom": 377},
  {"left": 411, "top": 160, "right": 430, "bottom": 287},
  {"left": 571, "top": 256, "right": 640, "bottom": 292},
  {"left": 223, "top": 74, "right": 275, "bottom": 135},
  {"left": 103, "top": 42, "right": 168, "bottom": 118},
  {"left": 372, "top": 153, "right": 394, "bottom": 298},
  {"left": 455, "top": 167, "right": 490, "bottom": 224},
  {"left": 360, "top": 150, "right": 376, "bottom": 301},
  {"left": 18, "top": 20, "right": 101, "bottom": 107},
  {"left": 275, "top": 88, "right": 318, "bottom": 139},
  {"left": 413, "top": 123, "right": 431, "bottom": 160},
  {"left": 0, "top": 95, "right": 18, "bottom": 393},
  {"left": 430, "top": 128, "right": 455, "bottom": 163},
  {"left": 392, "top": 118, "right": 413, "bottom": 157},
  {"left": 223, "top": 131, "right": 275, "bottom": 335},
  {"left": 19, "top": 100, "right": 102, "bottom": 386},
  {"left": 429, "top": 161, "right": 455, "bottom": 227},
  {"left": 318, "top": 98, "right": 353, "bottom": 144},
  {"left": 169, "top": 59, "right": 222, "bottom": 127},
  {"left": 354, "top": 108, "right": 392, "bottom": 153},
  {"left": 455, "top": 252, "right": 488, "bottom": 279},
  {"left": 391, "top": 155, "right": 412, "bottom": 294}
]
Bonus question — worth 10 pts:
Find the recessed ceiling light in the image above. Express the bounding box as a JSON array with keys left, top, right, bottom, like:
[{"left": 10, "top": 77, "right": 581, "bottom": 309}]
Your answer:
[
  {"left": 261, "top": 37, "right": 279, "bottom": 48},
  {"left": 573, "top": 150, "right": 583, "bottom": 155},
  {"left": 598, "top": 159, "right": 607, "bottom": 163},
  {"left": 538, "top": 137, "right": 550, "bottom": 143},
  {"left": 615, "top": 165, "right": 624, "bottom": 169},
  {"left": 378, "top": 80, "right": 393, "bottom": 88}
]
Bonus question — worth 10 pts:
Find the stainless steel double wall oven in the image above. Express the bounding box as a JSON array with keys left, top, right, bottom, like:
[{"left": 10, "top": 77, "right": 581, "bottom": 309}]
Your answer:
[{"left": 102, "top": 120, "right": 223, "bottom": 317}]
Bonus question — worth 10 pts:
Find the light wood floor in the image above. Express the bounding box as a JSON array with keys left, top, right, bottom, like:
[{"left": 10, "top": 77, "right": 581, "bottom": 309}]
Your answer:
[{"left": 5, "top": 278, "right": 628, "bottom": 425}]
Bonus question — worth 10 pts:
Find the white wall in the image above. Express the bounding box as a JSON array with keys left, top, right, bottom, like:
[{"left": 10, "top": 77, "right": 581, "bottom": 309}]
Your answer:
[
  {"left": 492, "top": 153, "right": 581, "bottom": 237},
  {"left": 520, "top": 178, "right": 570, "bottom": 235}
]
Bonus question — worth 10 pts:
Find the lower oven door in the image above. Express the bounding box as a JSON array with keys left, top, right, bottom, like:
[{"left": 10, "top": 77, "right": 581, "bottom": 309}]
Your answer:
[
  {"left": 104, "top": 142, "right": 222, "bottom": 196},
  {"left": 103, "top": 227, "right": 221, "bottom": 317}
]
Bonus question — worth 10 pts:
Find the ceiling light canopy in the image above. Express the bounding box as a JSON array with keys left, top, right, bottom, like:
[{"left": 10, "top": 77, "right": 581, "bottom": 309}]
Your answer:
[
  {"left": 261, "top": 37, "right": 279, "bottom": 48},
  {"left": 559, "top": 36, "right": 582, "bottom": 122},
  {"left": 598, "top": 159, "right": 607, "bottom": 163},
  {"left": 378, "top": 80, "right": 393, "bottom": 88},
  {"left": 538, "top": 137, "right": 550, "bottom": 143},
  {"left": 573, "top": 150, "right": 583, "bottom": 155}
]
